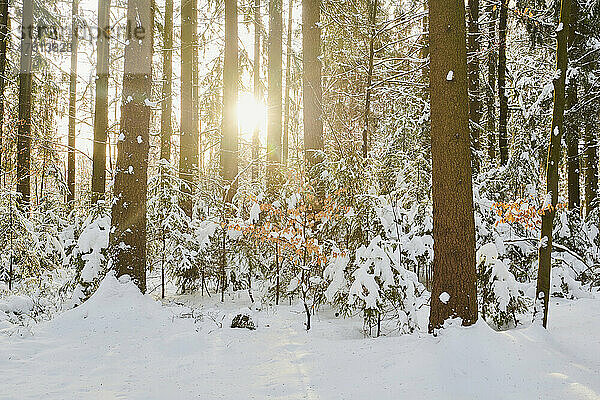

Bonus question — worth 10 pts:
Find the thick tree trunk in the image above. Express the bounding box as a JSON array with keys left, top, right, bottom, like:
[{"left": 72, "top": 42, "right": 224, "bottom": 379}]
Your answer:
[
  {"left": 252, "top": 0, "right": 261, "bottom": 182},
  {"left": 282, "top": 0, "right": 293, "bottom": 165},
  {"left": 468, "top": 0, "right": 481, "bottom": 172},
  {"left": 584, "top": 121, "right": 598, "bottom": 215},
  {"left": 221, "top": 0, "right": 238, "bottom": 203},
  {"left": 267, "top": 0, "right": 283, "bottom": 194},
  {"left": 91, "top": 0, "right": 111, "bottom": 203},
  {"left": 498, "top": 0, "right": 508, "bottom": 165},
  {"left": 535, "top": 0, "right": 571, "bottom": 329},
  {"left": 302, "top": 0, "right": 323, "bottom": 168},
  {"left": 110, "top": 0, "right": 154, "bottom": 293},
  {"left": 67, "top": 0, "right": 79, "bottom": 206},
  {"left": 179, "top": 0, "right": 198, "bottom": 215},
  {"left": 566, "top": 1, "right": 579, "bottom": 211},
  {"left": 0, "top": 0, "right": 9, "bottom": 185},
  {"left": 362, "top": 0, "right": 377, "bottom": 159},
  {"left": 428, "top": 0, "right": 478, "bottom": 332},
  {"left": 17, "top": 0, "right": 33, "bottom": 209},
  {"left": 487, "top": 3, "right": 496, "bottom": 162},
  {"left": 160, "top": 0, "right": 173, "bottom": 163}
]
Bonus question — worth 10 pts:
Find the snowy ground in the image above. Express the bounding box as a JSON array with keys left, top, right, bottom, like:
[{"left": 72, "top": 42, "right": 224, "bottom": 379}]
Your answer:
[{"left": 1, "top": 275, "right": 599, "bottom": 400}]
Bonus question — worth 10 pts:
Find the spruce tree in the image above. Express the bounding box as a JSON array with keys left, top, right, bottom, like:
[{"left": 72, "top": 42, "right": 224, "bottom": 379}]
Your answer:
[
  {"left": 535, "top": 0, "right": 571, "bottom": 328},
  {"left": 267, "top": 0, "right": 283, "bottom": 194},
  {"left": 110, "top": 0, "right": 154, "bottom": 292},
  {"left": 428, "top": 0, "right": 478, "bottom": 332},
  {"left": 91, "top": 0, "right": 111, "bottom": 203},
  {"left": 17, "top": 0, "right": 33, "bottom": 208},
  {"left": 221, "top": 0, "right": 239, "bottom": 203}
]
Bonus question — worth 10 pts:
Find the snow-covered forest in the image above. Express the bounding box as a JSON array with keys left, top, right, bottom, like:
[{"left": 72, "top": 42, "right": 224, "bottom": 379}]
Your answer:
[{"left": 0, "top": 0, "right": 599, "bottom": 398}]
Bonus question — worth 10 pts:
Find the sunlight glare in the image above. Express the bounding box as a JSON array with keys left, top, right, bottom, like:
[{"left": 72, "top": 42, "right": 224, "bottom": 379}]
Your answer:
[{"left": 237, "top": 93, "right": 267, "bottom": 144}]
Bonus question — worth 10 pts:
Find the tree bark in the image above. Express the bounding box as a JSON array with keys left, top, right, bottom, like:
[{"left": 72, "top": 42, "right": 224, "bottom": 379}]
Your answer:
[
  {"left": 160, "top": 0, "right": 173, "bottom": 163},
  {"left": 179, "top": 0, "right": 198, "bottom": 215},
  {"left": 498, "top": 0, "right": 508, "bottom": 165},
  {"left": 302, "top": 0, "right": 323, "bottom": 169},
  {"left": 221, "top": 0, "right": 238, "bottom": 203},
  {"left": 468, "top": 0, "right": 481, "bottom": 172},
  {"left": 267, "top": 0, "right": 283, "bottom": 194},
  {"left": 91, "top": 0, "right": 111, "bottom": 203},
  {"left": 252, "top": 0, "right": 261, "bottom": 182},
  {"left": 67, "top": 0, "right": 79, "bottom": 206},
  {"left": 428, "top": 0, "right": 478, "bottom": 332},
  {"left": 566, "top": 0, "right": 579, "bottom": 211},
  {"left": 282, "top": 0, "right": 293, "bottom": 165},
  {"left": 17, "top": 0, "right": 33, "bottom": 209},
  {"left": 110, "top": 0, "right": 154, "bottom": 293},
  {"left": 362, "top": 0, "right": 377, "bottom": 159},
  {"left": 566, "top": 80, "right": 580, "bottom": 210},
  {"left": 0, "top": 0, "right": 9, "bottom": 186},
  {"left": 535, "top": 0, "right": 571, "bottom": 329},
  {"left": 584, "top": 120, "right": 598, "bottom": 215},
  {"left": 487, "top": 3, "right": 496, "bottom": 161},
  {"left": 192, "top": 0, "right": 200, "bottom": 175}
]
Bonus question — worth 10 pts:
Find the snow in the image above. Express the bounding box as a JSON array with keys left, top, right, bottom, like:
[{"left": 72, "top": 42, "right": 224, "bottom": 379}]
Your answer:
[
  {"left": 1, "top": 275, "right": 599, "bottom": 399},
  {"left": 248, "top": 202, "right": 261, "bottom": 224},
  {"left": 144, "top": 98, "right": 158, "bottom": 107},
  {"left": 439, "top": 291, "right": 450, "bottom": 304},
  {"left": 70, "top": 214, "right": 111, "bottom": 307},
  {"left": 0, "top": 295, "right": 34, "bottom": 314}
]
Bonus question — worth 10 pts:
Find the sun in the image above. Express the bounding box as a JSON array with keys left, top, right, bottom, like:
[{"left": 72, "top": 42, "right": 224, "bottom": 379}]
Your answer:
[{"left": 237, "top": 93, "right": 267, "bottom": 143}]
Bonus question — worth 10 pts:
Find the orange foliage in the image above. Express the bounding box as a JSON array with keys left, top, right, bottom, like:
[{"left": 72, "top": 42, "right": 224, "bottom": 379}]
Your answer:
[
  {"left": 229, "top": 186, "right": 350, "bottom": 267},
  {"left": 492, "top": 197, "right": 567, "bottom": 230}
]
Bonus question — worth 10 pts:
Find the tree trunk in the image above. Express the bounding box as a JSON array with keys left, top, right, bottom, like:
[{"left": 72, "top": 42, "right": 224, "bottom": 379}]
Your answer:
[
  {"left": 252, "top": 0, "right": 261, "bottom": 182},
  {"left": 160, "top": 0, "right": 173, "bottom": 163},
  {"left": 91, "top": 0, "right": 111, "bottom": 203},
  {"left": 67, "top": 0, "right": 79, "bottom": 207},
  {"left": 566, "top": 1, "right": 579, "bottom": 211},
  {"left": 498, "top": 0, "right": 508, "bottom": 165},
  {"left": 302, "top": 0, "right": 323, "bottom": 168},
  {"left": 267, "top": 0, "right": 283, "bottom": 194},
  {"left": 420, "top": 1, "right": 429, "bottom": 89},
  {"left": 535, "top": 0, "right": 571, "bottom": 329},
  {"left": 180, "top": 0, "right": 198, "bottom": 215},
  {"left": 362, "top": 0, "right": 377, "bottom": 159},
  {"left": 487, "top": 3, "right": 496, "bottom": 161},
  {"left": 584, "top": 121, "right": 598, "bottom": 215},
  {"left": 0, "top": 0, "right": 9, "bottom": 186},
  {"left": 282, "top": 0, "right": 293, "bottom": 165},
  {"left": 468, "top": 0, "right": 481, "bottom": 172},
  {"left": 192, "top": 0, "right": 200, "bottom": 175},
  {"left": 428, "top": 0, "right": 478, "bottom": 332},
  {"left": 17, "top": 0, "right": 33, "bottom": 209},
  {"left": 110, "top": 0, "right": 154, "bottom": 293},
  {"left": 566, "top": 80, "right": 580, "bottom": 211},
  {"left": 221, "top": 0, "right": 238, "bottom": 203}
]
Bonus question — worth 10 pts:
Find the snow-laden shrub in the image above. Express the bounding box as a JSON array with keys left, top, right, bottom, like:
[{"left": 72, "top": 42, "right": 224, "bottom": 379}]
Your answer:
[
  {"left": 477, "top": 243, "right": 530, "bottom": 329},
  {"left": 69, "top": 210, "right": 110, "bottom": 307},
  {"left": 323, "top": 247, "right": 351, "bottom": 311},
  {"left": 553, "top": 209, "right": 600, "bottom": 288},
  {"left": 376, "top": 198, "right": 433, "bottom": 283},
  {"left": 326, "top": 236, "right": 424, "bottom": 335}
]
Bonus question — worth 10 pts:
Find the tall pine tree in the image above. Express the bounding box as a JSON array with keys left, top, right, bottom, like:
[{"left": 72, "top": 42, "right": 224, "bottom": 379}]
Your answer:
[{"left": 428, "top": 0, "right": 478, "bottom": 332}]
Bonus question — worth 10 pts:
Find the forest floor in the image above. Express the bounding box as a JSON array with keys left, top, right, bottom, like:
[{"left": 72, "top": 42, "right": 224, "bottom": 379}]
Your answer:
[{"left": 1, "top": 275, "right": 599, "bottom": 400}]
